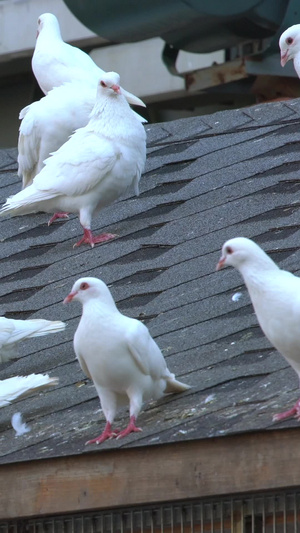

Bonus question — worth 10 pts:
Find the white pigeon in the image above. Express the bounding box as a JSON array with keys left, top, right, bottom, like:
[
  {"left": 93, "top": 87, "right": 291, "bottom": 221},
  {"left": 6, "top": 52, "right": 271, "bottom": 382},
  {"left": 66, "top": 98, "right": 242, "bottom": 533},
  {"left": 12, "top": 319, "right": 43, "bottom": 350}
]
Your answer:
[
  {"left": 32, "top": 13, "right": 145, "bottom": 108},
  {"left": 18, "top": 81, "right": 146, "bottom": 190},
  {"left": 63, "top": 277, "right": 190, "bottom": 445},
  {"left": 18, "top": 82, "right": 96, "bottom": 189},
  {"left": 217, "top": 236, "right": 300, "bottom": 422},
  {"left": 0, "top": 374, "right": 58, "bottom": 407},
  {"left": 0, "top": 317, "right": 66, "bottom": 363},
  {"left": 279, "top": 25, "right": 300, "bottom": 75},
  {"left": 1, "top": 72, "right": 147, "bottom": 248}
]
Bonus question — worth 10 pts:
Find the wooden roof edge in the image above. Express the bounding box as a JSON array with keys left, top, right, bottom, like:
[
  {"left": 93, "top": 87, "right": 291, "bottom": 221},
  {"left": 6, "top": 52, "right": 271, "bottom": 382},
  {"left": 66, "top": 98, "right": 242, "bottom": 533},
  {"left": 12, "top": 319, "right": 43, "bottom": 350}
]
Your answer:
[{"left": 1, "top": 427, "right": 300, "bottom": 520}]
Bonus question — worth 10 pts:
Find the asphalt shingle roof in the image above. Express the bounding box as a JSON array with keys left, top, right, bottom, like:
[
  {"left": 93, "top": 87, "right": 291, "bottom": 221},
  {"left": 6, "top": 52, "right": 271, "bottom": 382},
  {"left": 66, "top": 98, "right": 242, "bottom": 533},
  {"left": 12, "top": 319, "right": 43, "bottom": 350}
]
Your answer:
[{"left": 1, "top": 99, "right": 300, "bottom": 464}]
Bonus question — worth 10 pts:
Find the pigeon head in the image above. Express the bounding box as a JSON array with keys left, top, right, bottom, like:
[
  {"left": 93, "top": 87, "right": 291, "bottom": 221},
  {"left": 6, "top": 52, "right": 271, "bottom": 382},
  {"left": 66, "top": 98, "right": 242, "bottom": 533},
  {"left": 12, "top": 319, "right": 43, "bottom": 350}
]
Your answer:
[
  {"left": 216, "top": 237, "right": 268, "bottom": 271},
  {"left": 279, "top": 25, "right": 300, "bottom": 66},
  {"left": 98, "top": 72, "right": 121, "bottom": 96},
  {"left": 63, "top": 277, "right": 115, "bottom": 306},
  {"left": 37, "top": 13, "right": 60, "bottom": 38}
]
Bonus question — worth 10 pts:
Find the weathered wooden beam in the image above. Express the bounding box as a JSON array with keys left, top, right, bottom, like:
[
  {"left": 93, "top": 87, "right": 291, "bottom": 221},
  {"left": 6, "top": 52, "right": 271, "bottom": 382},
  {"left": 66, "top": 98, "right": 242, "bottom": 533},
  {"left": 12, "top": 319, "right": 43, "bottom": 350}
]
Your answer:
[
  {"left": 185, "top": 58, "right": 248, "bottom": 92},
  {"left": 1, "top": 429, "right": 300, "bottom": 520}
]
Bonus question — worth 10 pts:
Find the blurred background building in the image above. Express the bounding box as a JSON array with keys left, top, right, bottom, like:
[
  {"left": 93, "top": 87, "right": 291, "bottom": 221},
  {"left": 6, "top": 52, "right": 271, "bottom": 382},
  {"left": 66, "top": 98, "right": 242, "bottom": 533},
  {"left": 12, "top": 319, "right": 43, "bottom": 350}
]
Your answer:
[{"left": 0, "top": 0, "right": 299, "bottom": 147}]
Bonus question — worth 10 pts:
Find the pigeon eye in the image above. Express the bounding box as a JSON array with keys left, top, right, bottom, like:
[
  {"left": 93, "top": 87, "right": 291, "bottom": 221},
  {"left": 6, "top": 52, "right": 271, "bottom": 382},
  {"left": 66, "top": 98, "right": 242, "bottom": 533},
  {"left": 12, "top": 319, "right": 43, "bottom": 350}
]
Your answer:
[
  {"left": 226, "top": 246, "right": 233, "bottom": 255},
  {"left": 286, "top": 37, "right": 293, "bottom": 45},
  {"left": 100, "top": 81, "right": 107, "bottom": 88},
  {"left": 80, "top": 282, "right": 89, "bottom": 290}
]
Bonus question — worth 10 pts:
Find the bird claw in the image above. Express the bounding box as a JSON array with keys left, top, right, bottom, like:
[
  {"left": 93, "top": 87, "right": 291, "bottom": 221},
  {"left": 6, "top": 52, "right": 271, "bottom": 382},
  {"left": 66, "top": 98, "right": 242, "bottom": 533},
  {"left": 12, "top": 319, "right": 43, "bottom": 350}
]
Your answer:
[
  {"left": 273, "top": 399, "right": 300, "bottom": 422},
  {"left": 116, "top": 426, "right": 142, "bottom": 440},
  {"left": 48, "top": 212, "right": 69, "bottom": 226},
  {"left": 85, "top": 423, "right": 142, "bottom": 444},
  {"left": 73, "top": 230, "right": 118, "bottom": 248},
  {"left": 85, "top": 429, "right": 119, "bottom": 446},
  {"left": 85, "top": 420, "right": 121, "bottom": 445},
  {"left": 116, "top": 416, "right": 142, "bottom": 440}
]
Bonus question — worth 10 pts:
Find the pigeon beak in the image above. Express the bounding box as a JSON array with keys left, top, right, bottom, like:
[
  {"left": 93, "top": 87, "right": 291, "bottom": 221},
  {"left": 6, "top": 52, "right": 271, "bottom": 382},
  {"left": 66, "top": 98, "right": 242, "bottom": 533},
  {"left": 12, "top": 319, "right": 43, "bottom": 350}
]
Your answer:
[
  {"left": 280, "top": 49, "right": 289, "bottom": 67},
  {"left": 121, "top": 88, "right": 146, "bottom": 107},
  {"left": 216, "top": 256, "right": 226, "bottom": 271},
  {"left": 63, "top": 291, "right": 77, "bottom": 304},
  {"left": 112, "top": 84, "right": 121, "bottom": 94}
]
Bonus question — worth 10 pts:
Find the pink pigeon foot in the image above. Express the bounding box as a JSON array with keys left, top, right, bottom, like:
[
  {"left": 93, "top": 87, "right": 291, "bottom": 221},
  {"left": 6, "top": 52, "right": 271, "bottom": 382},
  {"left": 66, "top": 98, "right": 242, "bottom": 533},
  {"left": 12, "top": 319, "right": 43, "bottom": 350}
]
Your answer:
[
  {"left": 73, "top": 228, "right": 117, "bottom": 248},
  {"left": 48, "top": 212, "right": 69, "bottom": 225},
  {"left": 116, "top": 416, "right": 142, "bottom": 440},
  {"left": 85, "top": 422, "right": 119, "bottom": 445},
  {"left": 273, "top": 399, "right": 300, "bottom": 422}
]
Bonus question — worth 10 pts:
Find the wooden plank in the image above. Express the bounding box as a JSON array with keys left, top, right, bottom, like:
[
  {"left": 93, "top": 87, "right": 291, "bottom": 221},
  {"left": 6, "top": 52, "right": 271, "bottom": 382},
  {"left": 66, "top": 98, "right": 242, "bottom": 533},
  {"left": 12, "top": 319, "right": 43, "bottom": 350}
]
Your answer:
[
  {"left": 1, "top": 429, "right": 300, "bottom": 520},
  {"left": 185, "top": 58, "right": 248, "bottom": 92}
]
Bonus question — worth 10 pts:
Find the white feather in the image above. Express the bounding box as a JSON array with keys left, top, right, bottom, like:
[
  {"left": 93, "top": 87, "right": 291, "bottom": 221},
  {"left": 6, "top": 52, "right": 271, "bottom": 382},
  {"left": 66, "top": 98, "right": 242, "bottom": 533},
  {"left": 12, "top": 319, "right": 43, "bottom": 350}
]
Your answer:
[{"left": 11, "top": 412, "right": 31, "bottom": 436}]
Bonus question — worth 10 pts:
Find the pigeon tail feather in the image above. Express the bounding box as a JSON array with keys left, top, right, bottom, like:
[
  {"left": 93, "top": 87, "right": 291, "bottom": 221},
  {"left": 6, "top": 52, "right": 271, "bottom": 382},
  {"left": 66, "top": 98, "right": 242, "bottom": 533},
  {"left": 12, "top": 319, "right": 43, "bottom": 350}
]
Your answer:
[
  {"left": 0, "top": 318, "right": 66, "bottom": 363},
  {"left": 164, "top": 377, "right": 191, "bottom": 394},
  {"left": 0, "top": 374, "right": 59, "bottom": 407},
  {"left": 20, "top": 319, "right": 66, "bottom": 338},
  {"left": 0, "top": 184, "right": 57, "bottom": 216}
]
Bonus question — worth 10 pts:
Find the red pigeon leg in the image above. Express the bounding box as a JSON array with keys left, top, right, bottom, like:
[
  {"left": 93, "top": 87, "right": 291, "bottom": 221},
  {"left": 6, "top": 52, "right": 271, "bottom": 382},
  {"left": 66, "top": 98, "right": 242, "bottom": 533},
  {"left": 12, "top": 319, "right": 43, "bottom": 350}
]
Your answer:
[
  {"left": 73, "top": 228, "right": 117, "bottom": 248},
  {"left": 85, "top": 422, "right": 119, "bottom": 445},
  {"left": 273, "top": 398, "right": 300, "bottom": 422},
  {"left": 48, "top": 212, "right": 69, "bottom": 225},
  {"left": 116, "top": 416, "right": 142, "bottom": 439}
]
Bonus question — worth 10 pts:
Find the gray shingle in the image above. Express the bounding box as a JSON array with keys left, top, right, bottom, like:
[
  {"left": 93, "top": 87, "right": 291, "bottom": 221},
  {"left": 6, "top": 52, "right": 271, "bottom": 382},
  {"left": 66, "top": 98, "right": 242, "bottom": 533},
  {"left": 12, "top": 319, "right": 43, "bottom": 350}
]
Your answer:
[{"left": 1, "top": 99, "right": 300, "bottom": 464}]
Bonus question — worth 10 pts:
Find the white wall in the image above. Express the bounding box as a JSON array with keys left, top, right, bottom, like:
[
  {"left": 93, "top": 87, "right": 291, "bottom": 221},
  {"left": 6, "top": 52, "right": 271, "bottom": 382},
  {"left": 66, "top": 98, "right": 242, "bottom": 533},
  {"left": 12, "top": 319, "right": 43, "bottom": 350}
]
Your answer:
[
  {"left": 91, "top": 38, "right": 224, "bottom": 101},
  {"left": 0, "top": 0, "right": 101, "bottom": 61}
]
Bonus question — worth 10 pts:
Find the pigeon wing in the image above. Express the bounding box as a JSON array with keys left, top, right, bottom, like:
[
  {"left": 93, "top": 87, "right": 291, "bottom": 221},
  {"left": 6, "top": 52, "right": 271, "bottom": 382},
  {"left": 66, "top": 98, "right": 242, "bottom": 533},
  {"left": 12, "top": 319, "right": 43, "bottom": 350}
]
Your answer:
[
  {"left": 18, "top": 104, "right": 41, "bottom": 188},
  {"left": 34, "top": 130, "right": 117, "bottom": 197},
  {"left": 126, "top": 320, "right": 169, "bottom": 380}
]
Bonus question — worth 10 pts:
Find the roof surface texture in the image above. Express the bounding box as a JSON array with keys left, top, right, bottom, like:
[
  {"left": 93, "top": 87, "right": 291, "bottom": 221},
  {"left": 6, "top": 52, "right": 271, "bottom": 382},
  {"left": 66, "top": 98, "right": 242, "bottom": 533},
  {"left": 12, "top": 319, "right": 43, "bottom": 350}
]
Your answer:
[{"left": 1, "top": 99, "right": 300, "bottom": 464}]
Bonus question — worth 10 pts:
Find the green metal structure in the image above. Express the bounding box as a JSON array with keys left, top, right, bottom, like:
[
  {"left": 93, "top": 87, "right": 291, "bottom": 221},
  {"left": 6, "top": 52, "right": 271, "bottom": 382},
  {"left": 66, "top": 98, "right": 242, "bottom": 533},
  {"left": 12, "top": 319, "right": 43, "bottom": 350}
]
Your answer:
[
  {"left": 63, "top": 0, "right": 300, "bottom": 89},
  {"left": 63, "top": 1, "right": 297, "bottom": 52}
]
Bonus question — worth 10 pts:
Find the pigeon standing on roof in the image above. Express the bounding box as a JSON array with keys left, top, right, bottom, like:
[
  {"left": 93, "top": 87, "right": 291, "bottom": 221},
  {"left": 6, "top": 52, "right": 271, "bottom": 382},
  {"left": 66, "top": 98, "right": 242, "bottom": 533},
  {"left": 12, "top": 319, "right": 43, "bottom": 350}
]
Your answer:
[
  {"left": 18, "top": 81, "right": 146, "bottom": 190},
  {"left": 217, "top": 236, "right": 300, "bottom": 422},
  {"left": 0, "top": 374, "right": 59, "bottom": 407},
  {"left": 17, "top": 82, "right": 96, "bottom": 189},
  {"left": 32, "top": 13, "right": 145, "bottom": 108},
  {"left": 1, "top": 72, "right": 146, "bottom": 248},
  {"left": 279, "top": 25, "right": 300, "bottom": 76},
  {"left": 0, "top": 317, "right": 66, "bottom": 363},
  {"left": 64, "top": 277, "right": 190, "bottom": 445}
]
